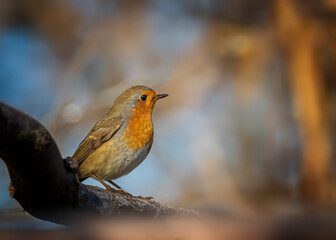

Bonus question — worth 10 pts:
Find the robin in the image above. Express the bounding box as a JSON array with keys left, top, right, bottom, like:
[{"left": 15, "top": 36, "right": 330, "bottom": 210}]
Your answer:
[{"left": 72, "top": 85, "right": 168, "bottom": 198}]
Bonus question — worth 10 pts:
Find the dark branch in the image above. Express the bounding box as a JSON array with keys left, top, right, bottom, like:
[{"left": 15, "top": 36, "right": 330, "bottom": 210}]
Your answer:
[{"left": 0, "top": 102, "right": 196, "bottom": 225}]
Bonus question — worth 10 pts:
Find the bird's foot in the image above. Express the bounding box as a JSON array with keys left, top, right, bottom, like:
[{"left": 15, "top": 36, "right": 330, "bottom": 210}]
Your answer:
[
  {"left": 106, "top": 187, "right": 153, "bottom": 201},
  {"left": 133, "top": 195, "right": 154, "bottom": 201},
  {"left": 104, "top": 185, "right": 130, "bottom": 196},
  {"left": 123, "top": 191, "right": 154, "bottom": 201},
  {"left": 103, "top": 179, "right": 153, "bottom": 200}
]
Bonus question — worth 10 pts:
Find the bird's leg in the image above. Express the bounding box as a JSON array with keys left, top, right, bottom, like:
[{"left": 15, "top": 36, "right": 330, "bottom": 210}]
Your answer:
[
  {"left": 90, "top": 172, "right": 116, "bottom": 192},
  {"left": 90, "top": 173, "right": 153, "bottom": 200},
  {"left": 107, "top": 180, "right": 127, "bottom": 192},
  {"left": 108, "top": 180, "right": 153, "bottom": 200},
  {"left": 107, "top": 180, "right": 135, "bottom": 197},
  {"left": 90, "top": 173, "right": 133, "bottom": 197}
]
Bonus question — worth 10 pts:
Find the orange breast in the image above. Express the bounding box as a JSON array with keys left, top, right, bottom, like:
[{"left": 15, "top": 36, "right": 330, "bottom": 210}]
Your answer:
[{"left": 123, "top": 109, "right": 154, "bottom": 150}]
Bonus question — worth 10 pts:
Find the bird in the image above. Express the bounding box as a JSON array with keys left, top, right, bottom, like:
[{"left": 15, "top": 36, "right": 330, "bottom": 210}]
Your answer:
[{"left": 72, "top": 85, "right": 168, "bottom": 198}]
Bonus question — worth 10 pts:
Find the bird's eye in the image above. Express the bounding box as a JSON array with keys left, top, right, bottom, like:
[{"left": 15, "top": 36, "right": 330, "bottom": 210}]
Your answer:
[{"left": 140, "top": 95, "right": 147, "bottom": 101}]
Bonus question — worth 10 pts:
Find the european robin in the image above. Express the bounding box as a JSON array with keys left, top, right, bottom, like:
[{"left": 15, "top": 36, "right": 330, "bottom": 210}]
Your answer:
[{"left": 72, "top": 85, "right": 168, "bottom": 198}]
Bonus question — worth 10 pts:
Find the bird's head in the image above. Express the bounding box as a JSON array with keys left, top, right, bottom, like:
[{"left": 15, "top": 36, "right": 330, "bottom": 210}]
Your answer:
[{"left": 113, "top": 85, "right": 168, "bottom": 118}]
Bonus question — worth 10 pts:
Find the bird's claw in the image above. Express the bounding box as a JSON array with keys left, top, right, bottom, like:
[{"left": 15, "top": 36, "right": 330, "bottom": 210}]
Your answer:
[
  {"left": 106, "top": 187, "right": 153, "bottom": 201},
  {"left": 132, "top": 195, "right": 154, "bottom": 201}
]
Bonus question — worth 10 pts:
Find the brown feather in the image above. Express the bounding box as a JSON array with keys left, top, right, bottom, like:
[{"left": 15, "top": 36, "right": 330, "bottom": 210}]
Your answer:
[{"left": 73, "top": 120, "right": 123, "bottom": 165}]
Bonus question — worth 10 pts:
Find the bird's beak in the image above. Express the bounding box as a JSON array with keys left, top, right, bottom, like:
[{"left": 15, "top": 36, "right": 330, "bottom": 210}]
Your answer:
[{"left": 155, "top": 94, "right": 168, "bottom": 100}]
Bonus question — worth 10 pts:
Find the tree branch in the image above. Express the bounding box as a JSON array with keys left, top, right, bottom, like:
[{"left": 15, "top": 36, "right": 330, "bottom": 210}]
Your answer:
[{"left": 0, "top": 102, "right": 196, "bottom": 225}]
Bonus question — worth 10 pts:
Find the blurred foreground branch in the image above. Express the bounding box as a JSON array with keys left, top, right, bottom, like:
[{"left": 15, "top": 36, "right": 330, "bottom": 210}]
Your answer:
[{"left": 0, "top": 102, "right": 195, "bottom": 225}]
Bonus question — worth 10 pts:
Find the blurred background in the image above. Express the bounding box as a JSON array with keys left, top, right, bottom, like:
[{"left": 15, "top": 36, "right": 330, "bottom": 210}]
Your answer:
[{"left": 0, "top": 0, "right": 336, "bottom": 229}]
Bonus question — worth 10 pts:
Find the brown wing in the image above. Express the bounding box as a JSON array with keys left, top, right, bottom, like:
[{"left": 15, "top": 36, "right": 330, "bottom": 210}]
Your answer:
[{"left": 72, "top": 120, "right": 123, "bottom": 165}]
